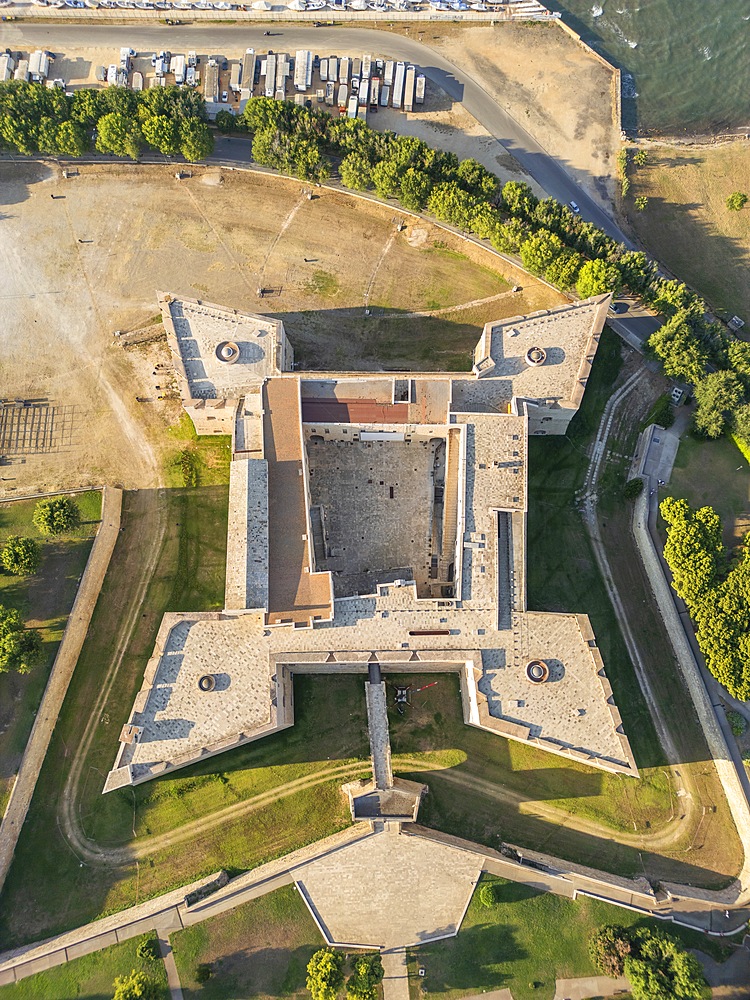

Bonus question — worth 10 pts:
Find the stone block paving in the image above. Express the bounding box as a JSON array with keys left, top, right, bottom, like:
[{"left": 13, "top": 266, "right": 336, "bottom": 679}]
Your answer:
[{"left": 294, "top": 825, "right": 480, "bottom": 950}]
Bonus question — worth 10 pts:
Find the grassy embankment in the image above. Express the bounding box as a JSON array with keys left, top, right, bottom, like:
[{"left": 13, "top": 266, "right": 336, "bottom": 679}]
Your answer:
[
  {"left": 172, "top": 884, "right": 324, "bottom": 1000},
  {"left": 0, "top": 423, "right": 371, "bottom": 948},
  {"left": 394, "top": 330, "right": 740, "bottom": 887},
  {"left": 0, "top": 490, "right": 101, "bottom": 818},
  {"left": 407, "top": 874, "right": 728, "bottom": 1000},
  {"left": 0, "top": 933, "right": 168, "bottom": 1000},
  {"left": 628, "top": 142, "right": 750, "bottom": 320}
]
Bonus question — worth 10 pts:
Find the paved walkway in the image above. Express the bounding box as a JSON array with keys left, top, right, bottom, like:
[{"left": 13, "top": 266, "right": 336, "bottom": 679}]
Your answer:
[
  {"left": 381, "top": 949, "right": 411, "bottom": 1000},
  {"left": 553, "top": 975, "right": 628, "bottom": 999},
  {"left": 157, "top": 932, "right": 184, "bottom": 1000},
  {"left": 0, "top": 486, "right": 123, "bottom": 897}
]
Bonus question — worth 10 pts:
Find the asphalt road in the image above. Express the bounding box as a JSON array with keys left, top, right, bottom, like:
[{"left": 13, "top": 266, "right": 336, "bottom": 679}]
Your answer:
[{"left": 0, "top": 22, "right": 632, "bottom": 244}]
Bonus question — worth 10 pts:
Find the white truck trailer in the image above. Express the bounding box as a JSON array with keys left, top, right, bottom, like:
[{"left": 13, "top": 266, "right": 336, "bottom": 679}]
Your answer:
[
  {"left": 242, "top": 49, "right": 256, "bottom": 95},
  {"left": 28, "top": 50, "right": 50, "bottom": 80},
  {"left": 370, "top": 76, "right": 379, "bottom": 108},
  {"left": 0, "top": 53, "right": 16, "bottom": 81},
  {"left": 229, "top": 60, "right": 241, "bottom": 92},
  {"left": 339, "top": 56, "right": 349, "bottom": 84},
  {"left": 358, "top": 77, "right": 369, "bottom": 106},
  {"left": 415, "top": 74, "right": 425, "bottom": 105},
  {"left": 328, "top": 56, "right": 337, "bottom": 82},
  {"left": 264, "top": 53, "right": 276, "bottom": 98},
  {"left": 320, "top": 57, "right": 328, "bottom": 81},
  {"left": 172, "top": 54, "right": 186, "bottom": 85},
  {"left": 347, "top": 93, "right": 358, "bottom": 118},
  {"left": 384, "top": 59, "right": 394, "bottom": 86},
  {"left": 14, "top": 60, "right": 29, "bottom": 82},
  {"left": 337, "top": 84, "right": 348, "bottom": 111},
  {"left": 391, "top": 61, "right": 405, "bottom": 109},
  {"left": 325, "top": 82, "right": 335, "bottom": 105},
  {"left": 403, "top": 64, "right": 416, "bottom": 112},
  {"left": 380, "top": 84, "right": 390, "bottom": 107},
  {"left": 294, "top": 49, "right": 312, "bottom": 92},
  {"left": 361, "top": 54, "right": 371, "bottom": 79},
  {"left": 204, "top": 59, "right": 220, "bottom": 103}
]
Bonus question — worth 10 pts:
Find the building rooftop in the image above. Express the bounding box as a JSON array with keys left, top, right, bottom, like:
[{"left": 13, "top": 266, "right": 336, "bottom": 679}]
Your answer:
[{"left": 104, "top": 291, "right": 635, "bottom": 794}]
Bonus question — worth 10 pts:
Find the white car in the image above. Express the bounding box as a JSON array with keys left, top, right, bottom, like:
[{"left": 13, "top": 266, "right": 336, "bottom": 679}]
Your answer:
[{"left": 569, "top": 200, "right": 580, "bottom": 214}]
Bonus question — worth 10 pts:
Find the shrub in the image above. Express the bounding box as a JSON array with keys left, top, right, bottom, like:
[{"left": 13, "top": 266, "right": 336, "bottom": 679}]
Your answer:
[
  {"left": 0, "top": 605, "right": 44, "bottom": 674},
  {"left": 635, "top": 196, "right": 649, "bottom": 211},
  {"left": 136, "top": 936, "right": 160, "bottom": 962},
  {"left": 644, "top": 394, "right": 675, "bottom": 430},
  {"left": 32, "top": 496, "right": 81, "bottom": 536},
  {"left": 112, "top": 969, "right": 162, "bottom": 1000},
  {"left": 479, "top": 881, "right": 498, "bottom": 907},
  {"left": 624, "top": 477, "right": 645, "bottom": 501},
  {"left": 726, "top": 191, "right": 748, "bottom": 212},
  {"left": 727, "top": 710, "right": 747, "bottom": 737},
  {"left": 1, "top": 536, "right": 41, "bottom": 576}
]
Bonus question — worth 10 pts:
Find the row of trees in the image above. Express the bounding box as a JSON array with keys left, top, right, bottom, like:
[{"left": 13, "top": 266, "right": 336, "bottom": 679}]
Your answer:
[
  {"left": 589, "top": 924, "right": 707, "bottom": 1000},
  {"left": 660, "top": 496, "right": 750, "bottom": 699},
  {"left": 239, "top": 99, "right": 712, "bottom": 309},
  {"left": 0, "top": 82, "right": 213, "bottom": 161}
]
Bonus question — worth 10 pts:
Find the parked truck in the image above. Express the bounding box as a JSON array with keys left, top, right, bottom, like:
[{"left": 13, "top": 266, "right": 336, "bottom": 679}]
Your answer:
[
  {"left": 337, "top": 83, "right": 348, "bottom": 110},
  {"left": 339, "top": 56, "right": 349, "bottom": 84},
  {"left": 370, "top": 76, "right": 379, "bottom": 109},
  {"left": 28, "top": 49, "right": 50, "bottom": 80},
  {"left": 0, "top": 52, "right": 15, "bottom": 81},
  {"left": 319, "top": 57, "right": 328, "bottom": 81},
  {"left": 241, "top": 49, "right": 256, "bottom": 95},
  {"left": 391, "top": 61, "right": 405, "bottom": 109},
  {"left": 204, "top": 58, "right": 220, "bottom": 102},
  {"left": 229, "top": 60, "right": 241, "bottom": 92},
  {"left": 325, "top": 81, "right": 335, "bottom": 105},
  {"left": 361, "top": 54, "right": 371, "bottom": 79},
  {"left": 294, "top": 49, "right": 312, "bottom": 92},
  {"left": 384, "top": 59, "right": 394, "bottom": 86},
  {"left": 403, "top": 64, "right": 416, "bottom": 112},
  {"left": 415, "top": 74, "right": 425, "bottom": 105},
  {"left": 347, "top": 93, "right": 358, "bottom": 118},
  {"left": 264, "top": 52, "right": 276, "bottom": 98},
  {"left": 172, "top": 54, "right": 186, "bottom": 85},
  {"left": 358, "top": 77, "right": 369, "bottom": 106}
]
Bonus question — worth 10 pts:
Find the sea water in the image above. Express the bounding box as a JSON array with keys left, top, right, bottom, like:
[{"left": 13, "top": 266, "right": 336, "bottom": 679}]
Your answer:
[{"left": 555, "top": 0, "right": 750, "bottom": 134}]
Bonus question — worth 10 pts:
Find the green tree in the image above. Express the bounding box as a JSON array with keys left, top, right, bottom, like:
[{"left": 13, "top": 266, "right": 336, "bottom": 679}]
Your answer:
[
  {"left": 399, "top": 167, "right": 433, "bottom": 212},
  {"left": 576, "top": 258, "right": 622, "bottom": 298},
  {"left": 214, "top": 109, "right": 237, "bottom": 133},
  {"left": 732, "top": 402, "right": 750, "bottom": 441},
  {"left": 624, "top": 477, "right": 645, "bottom": 501},
  {"left": 519, "top": 229, "right": 564, "bottom": 276},
  {"left": 140, "top": 113, "right": 180, "bottom": 156},
  {"left": 33, "top": 496, "right": 81, "bottom": 536},
  {"left": 625, "top": 931, "right": 706, "bottom": 1000},
  {"left": 346, "top": 953, "right": 384, "bottom": 1000},
  {"left": 633, "top": 149, "right": 648, "bottom": 167},
  {"left": 693, "top": 370, "right": 745, "bottom": 438},
  {"left": 660, "top": 497, "right": 724, "bottom": 605},
  {"left": 339, "top": 151, "right": 374, "bottom": 192},
  {"left": 648, "top": 310, "right": 709, "bottom": 385},
  {"left": 456, "top": 157, "right": 498, "bottom": 200},
  {"left": 179, "top": 118, "right": 214, "bottom": 162},
  {"left": 544, "top": 247, "right": 582, "bottom": 289},
  {"left": 0, "top": 605, "right": 43, "bottom": 674},
  {"left": 634, "top": 195, "right": 649, "bottom": 211},
  {"left": 306, "top": 948, "right": 345, "bottom": 1000},
  {"left": 70, "top": 88, "right": 101, "bottom": 125},
  {"left": 96, "top": 111, "right": 141, "bottom": 160},
  {"left": 371, "top": 158, "right": 402, "bottom": 200},
  {"left": 56, "top": 119, "right": 89, "bottom": 157},
  {"left": 490, "top": 217, "right": 528, "bottom": 254},
  {"left": 589, "top": 925, "right": 633, "bottom": 977},
  {"left": 112, "top": 969, "right": 162, "bottom": 1000},
  {"left": 426, "top": 181, "right": 479, "bottom": 230},
  {"left": 726, "top": 191, "right": 748, "bottom": 211},
  {"left": 501, "top": 180, "right": 538, "bottom": 219},
  {"left": 1, "top": 536, "right": 41, "bottom": 576}
]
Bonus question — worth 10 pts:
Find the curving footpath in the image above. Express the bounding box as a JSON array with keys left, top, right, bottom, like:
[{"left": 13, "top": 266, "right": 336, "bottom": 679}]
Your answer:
[{"left": 0, "top": 486, "right": 123, "bottom": 897}]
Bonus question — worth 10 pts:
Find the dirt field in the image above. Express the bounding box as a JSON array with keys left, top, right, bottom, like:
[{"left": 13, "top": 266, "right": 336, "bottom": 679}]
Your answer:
[
  {"left": 404, "top": 21, "right": 621, "bottom": 209},
  {"left": 0, "top": 162, "right": 562, "bottom": 496},
  {"left": 627, "top": 141, "right": 750, "bottom": 320}
]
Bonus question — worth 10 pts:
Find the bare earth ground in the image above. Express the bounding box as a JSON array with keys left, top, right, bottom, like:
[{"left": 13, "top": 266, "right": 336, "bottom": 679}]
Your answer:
[
  {"left": 0, "top": 162, "right": 562, "bottom": 495},
  {"left": 626, "top": 141, "right": 750, "bottom": 320},
  {"left": 399, "top": 21, "right": 620, "bottom": 210}
]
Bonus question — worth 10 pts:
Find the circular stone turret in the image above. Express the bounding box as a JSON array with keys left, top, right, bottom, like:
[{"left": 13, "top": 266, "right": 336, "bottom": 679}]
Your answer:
[
  {"left": 525, "top": 346, "right": 547, "bottom": 367},
  {"left": 198, "top": 674, "right": 216, "bottom": 692},
  {"left": 526, "top": 659, "right": 550, "bottom": 684},
  {"left": 215, "top": 341, "right": 240, "bottom": 364}
]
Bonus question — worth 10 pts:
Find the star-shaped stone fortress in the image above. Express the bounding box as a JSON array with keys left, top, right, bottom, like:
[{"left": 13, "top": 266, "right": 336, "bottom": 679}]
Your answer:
[{"left": 104, "top": 290, "right": 637, "bottom": 794}]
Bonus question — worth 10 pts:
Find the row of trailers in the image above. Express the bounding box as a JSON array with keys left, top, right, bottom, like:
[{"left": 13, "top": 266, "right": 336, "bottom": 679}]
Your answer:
[{"left": 289, "top": 50, "right": 425, "bottom": 118}]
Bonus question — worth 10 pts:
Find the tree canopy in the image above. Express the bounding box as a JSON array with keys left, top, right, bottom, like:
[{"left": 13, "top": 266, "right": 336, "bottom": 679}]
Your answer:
[
  {"left": 0, "top": 605, "right": 44, "bottom": 674},
  {"left": 33, "top": 496, "right": 81, "bottom": 536},
  {"left": 306, "top": 948, "right": 345, "bottom": 1000},
  {"left": 1, "top": 536, "right": 41, "bottom": 576},
  {"left": 346, "top": 953, "right": 384, "bottom": 1000},
  {"left": 111, "top": 969, "right": 162, "bottom": 1000},
  {"left": 589, "top": 926, "right": 706, "bottom": 1000}
]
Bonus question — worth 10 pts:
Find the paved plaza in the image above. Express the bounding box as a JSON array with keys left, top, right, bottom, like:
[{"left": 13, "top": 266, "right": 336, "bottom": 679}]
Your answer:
[{"left": 295, "top": 827, "right": 481, "bottom": 949}]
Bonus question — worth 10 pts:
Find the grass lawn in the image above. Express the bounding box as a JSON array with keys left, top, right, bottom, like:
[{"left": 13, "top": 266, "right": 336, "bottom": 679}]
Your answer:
[
  {"left": 0, "top": 933, "right": 168, "bottom": 1000},
  {"left": 627, "top": 142, "right": 750, "bottom": 320},
  {"left": 660, "top": 431, "right": 750, "bottom": 548},
  {"left": 0, "top": 432, "right": 368, "bottom": 947},
  {"left": 0, "top": 490, "right": 101, "bottom": 817},
  {"left": 408, "top": 875, "right": 728, "bottom": 1000},
  {"left": 172, "top": 885, "right": 324, "bottom": 999}
]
